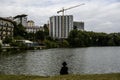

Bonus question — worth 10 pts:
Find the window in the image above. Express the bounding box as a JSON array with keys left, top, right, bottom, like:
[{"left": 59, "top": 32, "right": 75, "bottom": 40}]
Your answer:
[
  {"left": 3, "top": 31, "right": 6, "bottom": 35},
  {"left": 8, "top": 32, "right": 10, "bottom": 35}
]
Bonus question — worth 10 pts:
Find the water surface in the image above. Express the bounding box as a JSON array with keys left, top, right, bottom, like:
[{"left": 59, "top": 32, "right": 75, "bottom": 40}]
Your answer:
[{"left": 0, "top": 47, "right": 120, "bottom": 76}]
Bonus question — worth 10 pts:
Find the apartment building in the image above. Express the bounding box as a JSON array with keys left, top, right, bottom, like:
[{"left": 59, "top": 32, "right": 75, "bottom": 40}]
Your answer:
[
  {"left": 49, "top": 15, "right": 73, "bottom": 39},
  {"left": 25, "top": 26, "right": 41, "bottom": 33},
  {"left": 27, "top": 20, "right": 35, "bottom": 27},
  {"left": 25, "top": 20, "right": 43, "bottom": 33},
  {"left": 0, "top": 17, "right": 14, "bottom": 41}
]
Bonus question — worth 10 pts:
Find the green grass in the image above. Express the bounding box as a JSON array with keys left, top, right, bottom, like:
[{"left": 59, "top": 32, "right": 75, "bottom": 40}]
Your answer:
[
  {"left": 0, "top": 73, "right": 120, "bottom": 80},
  {"left": 0, "top": 75, "right": 46, "bottom": 80}
]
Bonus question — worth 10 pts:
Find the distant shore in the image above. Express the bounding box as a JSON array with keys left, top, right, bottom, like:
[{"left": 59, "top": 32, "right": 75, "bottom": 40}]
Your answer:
[{"left": 0, "top": 73, "right": 120, "bottom": 80}]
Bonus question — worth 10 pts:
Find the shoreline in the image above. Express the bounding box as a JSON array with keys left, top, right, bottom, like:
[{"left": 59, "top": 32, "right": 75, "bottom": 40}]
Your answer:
[{"left": 0, "top": 73, "right": 120, "bottom": 80}]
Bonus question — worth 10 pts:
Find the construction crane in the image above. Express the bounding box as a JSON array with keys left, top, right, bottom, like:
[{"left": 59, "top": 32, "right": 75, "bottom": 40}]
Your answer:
[
  {"left": 57, "top": 3, "right": 85, "bottom": 15},
  {"left": 57, "top": 3, "right": 85, "bottom": 38}
]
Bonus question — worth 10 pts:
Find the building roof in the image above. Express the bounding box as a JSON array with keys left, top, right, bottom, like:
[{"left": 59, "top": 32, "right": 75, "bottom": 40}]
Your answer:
[
  {"left": 50, "top": 15, "right": 73, "bottom": 18},
  {"left": 27, "top": 20, "right": 34, "bottom": 23},
  {"left": 73, "top": 21, "right": 84, "bottom": 23},
  {"left": 0, "top": 17, "right": 14, "bottom": 23},
  {"left": 14, "top": 14, "right": 27, "bottom": 19}
]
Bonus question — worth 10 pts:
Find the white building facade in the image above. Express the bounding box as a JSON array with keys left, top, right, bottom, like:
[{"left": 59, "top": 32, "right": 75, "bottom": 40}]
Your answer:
[
  {"left": 25, "top": 20, "right": 43, "bottom": 33},
  {"left": 25, "top": 26, "right": 41, "bottom": 33},
  {"left": 27, "top": 20, "right": 35, "bottom": 27},
  {"left": 49, "top": 15, "right": 73, "bottom": 39}
]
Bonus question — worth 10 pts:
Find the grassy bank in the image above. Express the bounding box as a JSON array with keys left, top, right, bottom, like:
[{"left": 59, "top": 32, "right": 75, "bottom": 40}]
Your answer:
[
  {"left": 0, "top": 73, "right": 120, "bottom": 80},
  {"left": 0, "top": 75, "right": 46, "bottom": 80}
]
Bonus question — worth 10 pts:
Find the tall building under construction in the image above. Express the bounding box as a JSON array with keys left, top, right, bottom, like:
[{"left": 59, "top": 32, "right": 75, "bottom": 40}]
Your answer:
[{"left": 49, "top": 15, "right": 73, "bottom": 39}]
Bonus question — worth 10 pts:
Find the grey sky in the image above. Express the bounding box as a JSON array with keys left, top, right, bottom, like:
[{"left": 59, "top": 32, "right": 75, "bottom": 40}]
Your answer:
[{"left": 0, "top": 0, "right": 120, "bottom": 33}]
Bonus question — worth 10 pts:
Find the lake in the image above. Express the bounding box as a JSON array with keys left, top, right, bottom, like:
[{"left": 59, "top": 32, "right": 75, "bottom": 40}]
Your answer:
[{"left": 0, "top": 47, "right": 120, "bottom": 76}]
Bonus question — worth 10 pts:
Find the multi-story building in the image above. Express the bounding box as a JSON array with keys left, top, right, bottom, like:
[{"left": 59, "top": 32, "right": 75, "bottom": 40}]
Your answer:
[
  {"left": 49, "top": 15, "right": 73, "bottom": 39},
  {"left": 14, "top": 14, "right": 27, "bottom": 27},
  {"left": 73, "top": 21, "right": 84, "bottom": 31},
  {"left": 25, "top": 26, "right": 41, "bottom": 33},
  {"left": 27, "top": 20, "right": 35, "bottom": 27},
  {"left": 0, "top": 17, "right": 14, "bottom": 41},
  {"left": 25, "top": 20, "right": 43, "bottom": 33},
  {"left": 39, "top": 26, "right": 44, "bottom": 31}
]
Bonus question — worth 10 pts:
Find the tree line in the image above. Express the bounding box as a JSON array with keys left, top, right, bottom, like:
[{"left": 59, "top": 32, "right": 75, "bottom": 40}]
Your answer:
[
  {"left": 68, "top": 30, "right": 120, "bottom": 47},
  {"left": 2, "top": 22, "right": 120, "bottom": 48}
]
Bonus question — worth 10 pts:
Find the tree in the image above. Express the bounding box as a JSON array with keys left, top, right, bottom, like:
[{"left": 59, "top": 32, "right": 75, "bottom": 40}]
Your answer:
[
  {"left": 2, "top": 36, "right": 13, "bottom": 44},
  {"left": 113, "top": 33, "right": 120, "bottom": 46},
  {"left": 43, "top": 24, "right": 49, "bottom": 37},
  {"left": 0, "top": 43, "right": 2, "bottom": 52},
  {"left": 95, "top": 32, "right": 108, "bottom": 46},
  {"left": 60, "top": 40, "right": 69, "bottom": 47},
  {"left": 35, "top": 30, "right": 45, "bottom": 42},
  {"left": 13, "top": 22, "right": 18, "bottom": 37},
  {"left": 68, "top": 29, "right": 79, "bottom": 47},
  {"left": 107, "top": 38, "right": 115, "bottom": 46},
  {"left": 44, "top": 40, "right": 58, "bottom": 48},
  {"left": 108, "top": 33, "right": 120, "bottom": 46},
  {"left": 68, "top": 30, "right": 112, "bottom": 47},
  {"left": 27, "top": 32, "right": 35, "bottom": 41},
  {"left": 13, "top": 23, "right": 27, "bottom": 39}
]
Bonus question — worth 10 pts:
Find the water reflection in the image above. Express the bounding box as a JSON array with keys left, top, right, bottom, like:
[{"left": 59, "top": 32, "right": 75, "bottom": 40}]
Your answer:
[
  {"left": 0, "top": 53, "right": 27, "bottom": 74},
  {"left": 0, "top": 47, "right": 120, "bottom": 76},
  {"left": 68, "top": 48, "right": 87, "bottom": 74}
]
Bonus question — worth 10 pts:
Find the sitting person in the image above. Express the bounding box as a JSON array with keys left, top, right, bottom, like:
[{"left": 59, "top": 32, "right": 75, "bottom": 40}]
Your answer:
[{"left": 60, "top": 62, "right": 68, "bottom": 75}]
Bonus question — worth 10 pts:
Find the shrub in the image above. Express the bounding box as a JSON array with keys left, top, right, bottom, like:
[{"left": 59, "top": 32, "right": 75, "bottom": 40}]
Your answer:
[{"left": 0, "top": 44, "right": 2, "bottom": 52}]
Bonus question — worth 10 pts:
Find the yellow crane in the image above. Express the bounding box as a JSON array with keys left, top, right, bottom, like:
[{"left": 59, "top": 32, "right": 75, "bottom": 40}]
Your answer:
[{"left": 57, "top": 3, "right": 85, "bottom": 38}]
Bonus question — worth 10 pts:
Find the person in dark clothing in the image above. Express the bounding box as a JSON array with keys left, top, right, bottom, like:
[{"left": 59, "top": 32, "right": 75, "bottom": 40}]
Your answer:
[{"left": 60, "top": 62, "right": 68, "bottom": 75}]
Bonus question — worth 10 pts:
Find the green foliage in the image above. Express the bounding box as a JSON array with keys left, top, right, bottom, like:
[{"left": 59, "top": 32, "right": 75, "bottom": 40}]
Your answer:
[
  {"left": 43, "top": 24, "right": 49, "bottom": 36},
  {"left": 107, "top": 33, "right": 120, "bottom": 46},
  {"left": 46, "top": 36, "right": 54, "bottom": 41},
  {"left": 14, "top": 36, "right": 24, "bottom": 40},
  {"left": 35, "top": 30, "right": 45, "bottom": 41},
  {"left": 2, "top": 36, "right": 13, "bottom": 44},
  {"left": 27, "top": 32, "right": 35, "bottom": 41},
  {"left": 12, "top": 22, "right": 120, "bottom": 48},
  {"left": 59, "top": 40, "right": 69, "bottom": 48},
  {"left": 10, "top": 41, "right": 28, "bottom": 50},
  {"left": 0, "top": 44, "right": 2, "bottom": 52},
  {"left": 68, "top": 30, "right": 79, "bottom": 47},
  {"left": 18, "top": 43, "right": 28, "bottom": 49},
  {"left": 13, "top": 23, "right": 27, "bottom": 39},
  {"left": 107, "top": 38, "right": 115, "bottom": 46},
  {"left": 68, "top": 30, "right": 120, "bottom": 47},
  {"left": 68, "top": 30, "right": 88, "bottom": 47},
  {"left": 44, "top": 40, "right": 58, "bottom": 48}
]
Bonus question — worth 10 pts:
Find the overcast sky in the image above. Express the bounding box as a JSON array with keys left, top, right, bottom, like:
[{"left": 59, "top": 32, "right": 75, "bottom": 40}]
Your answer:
[{"left": 0, "top": 0, "right": 120, "bottom": 33}]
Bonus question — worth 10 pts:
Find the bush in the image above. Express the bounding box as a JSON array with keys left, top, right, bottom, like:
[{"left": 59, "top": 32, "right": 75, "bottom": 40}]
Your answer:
[
  {"left": 10, "top": 41, "right": 28, "bottom": 50},
  {"left": 44, "top": 40, "right": 59, "bottom": 48},
  {"left": 59, "top": 40, "right": 69, "bottom": 48},
  {"left": 0, "top": 44, "right": 2, "bottom": 52},
  {"left": 2, "top": 36, "right": 13, "bottom": 44},
  {"left": 68, "top": 30, "right": 120, "bottom": 47}
]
